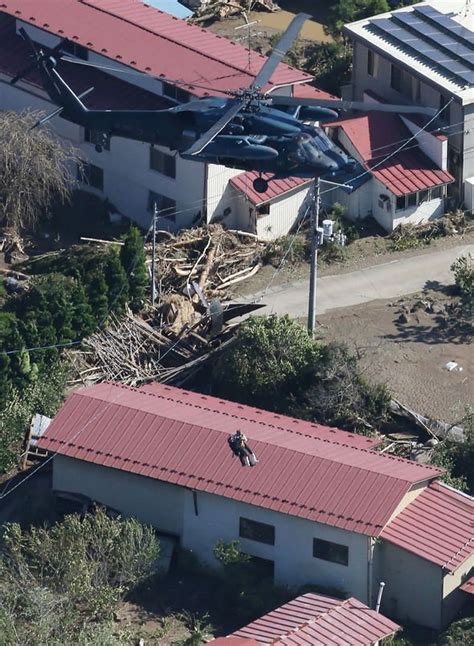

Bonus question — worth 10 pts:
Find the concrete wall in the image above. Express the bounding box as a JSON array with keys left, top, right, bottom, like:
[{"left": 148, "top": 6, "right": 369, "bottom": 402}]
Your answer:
[
  {"left": 401, "top": 116, "right": 448, "bottom": 170},
  {"left": 52, "top": 455, "right": 371, "bottom": 600},
  {"left": 442, "top": 554, "right": 474, "bottom": 628},
  {"left": 206, "top": 164, "right": 245, "bottom": 227},
  {"left": 53, "top": 455, "right": 185, "bottom": 536},
  {"left": 181, "top": 489, "right": 371, "bottom": 600},
  {"left": 377, "top": 540, "right": 443, "bottom": 630}
]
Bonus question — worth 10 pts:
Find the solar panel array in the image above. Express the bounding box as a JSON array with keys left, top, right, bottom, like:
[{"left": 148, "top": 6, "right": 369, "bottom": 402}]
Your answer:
[{"left": 366, "top": 5, "right": 474, "bottom": 89}]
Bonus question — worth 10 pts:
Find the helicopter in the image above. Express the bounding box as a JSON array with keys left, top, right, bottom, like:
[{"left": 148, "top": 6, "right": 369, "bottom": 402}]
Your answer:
[{"left": 12, "top": 14, "right": 437, "bottom": 194}]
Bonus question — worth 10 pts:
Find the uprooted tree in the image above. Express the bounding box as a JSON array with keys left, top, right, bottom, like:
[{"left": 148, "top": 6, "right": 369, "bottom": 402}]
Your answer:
[{"left": 0, "top": 110, "right": 82, "bottom": 233}]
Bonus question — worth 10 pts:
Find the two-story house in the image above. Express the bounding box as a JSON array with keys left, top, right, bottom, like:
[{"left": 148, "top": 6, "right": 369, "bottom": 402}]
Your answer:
[{"left": 344, "top": 0, "right": 474, "bottom": 211}]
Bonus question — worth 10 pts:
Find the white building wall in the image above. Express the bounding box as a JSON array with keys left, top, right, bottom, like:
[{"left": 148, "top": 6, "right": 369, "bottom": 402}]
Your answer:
[
  {"left": 52, "top": 455, "right": 372, "bottom": 600},
  {"left": 181, "top": 489, "right": 371, "bottom": 600},
  {"left": 256, "top": 186, "right": 311, "bottom": 241},
  {"left": 401, "top": 116, "right": 448, "bottom": 170},
  {"left": 53, "top": 455, "right": 185, "bottom": 536},
  {"left": 391, "top": 198, "right": 445, "bottom": 231},
  {"left": 0, "top": 76, "right": 206, "bottom": 230},
  {"left": 206, "top": 164, "right": 244, "bottom": 226},
  {"left": 377, "top": 540, "right": 443, "bottom": 630}
]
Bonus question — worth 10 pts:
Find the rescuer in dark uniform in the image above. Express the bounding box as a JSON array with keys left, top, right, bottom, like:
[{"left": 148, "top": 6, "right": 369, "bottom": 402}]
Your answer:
[{"left": 228, "top": 431, "right": 258, "bottom": 467}]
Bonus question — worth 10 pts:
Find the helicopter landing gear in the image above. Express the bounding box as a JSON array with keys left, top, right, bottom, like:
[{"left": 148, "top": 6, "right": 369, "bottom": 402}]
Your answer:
[{"left": 253, "top": 176, "right": 268, "bottom": 193}]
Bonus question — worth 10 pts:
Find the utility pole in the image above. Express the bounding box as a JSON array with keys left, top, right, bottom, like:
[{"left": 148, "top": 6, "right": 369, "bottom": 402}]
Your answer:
[
  {"left": 307, "top": 177, "right": 353, "bottom": 336},
  {"left": 151, "top": 202, "right": 158, "bottom": 306},
  {"left": 307, "top": 178, "right": 320, "bottom": 336}
]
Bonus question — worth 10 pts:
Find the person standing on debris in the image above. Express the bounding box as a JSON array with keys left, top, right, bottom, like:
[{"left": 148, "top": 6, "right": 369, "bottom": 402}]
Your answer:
[{"left": 228, "top": 430, "right": 258, "bottom": 467}]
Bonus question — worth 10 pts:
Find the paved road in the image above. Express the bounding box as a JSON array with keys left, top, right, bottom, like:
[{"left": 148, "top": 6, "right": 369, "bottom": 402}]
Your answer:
[{"left": 252, "top": 244, "right": 474, "bottom": 318}]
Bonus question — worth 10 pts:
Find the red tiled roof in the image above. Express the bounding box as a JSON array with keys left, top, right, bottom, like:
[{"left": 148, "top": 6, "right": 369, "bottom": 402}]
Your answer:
[
  {"left": 230, "top": 171, "right": 312, "bottom": 206},
  {"left": 460, "top": 575, "right": 474, "bottom": 594},
  {"left": 381, "top": 481, "right": 474, "bottom": 571},
  {"left": 231, "top": 592, "right": 400, "bottom": 645},
  {"left": 328, "top": 112, "right": 454, "bottom": 196},
  {"left": 39, "top": 382, "right": 442, "bottom": 536},
  {"left": 0, "top": 14, "right": 170, "bottom": 110},
  {"left": 0, "top": 0, "right": 333, "bottom": 101}
]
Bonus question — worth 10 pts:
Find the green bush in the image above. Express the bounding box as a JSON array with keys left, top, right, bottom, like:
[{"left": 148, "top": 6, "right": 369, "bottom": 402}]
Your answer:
[
  {"left": 451, "top": 254, "right": 473, "bottom": 317},
  {"left": 0, "top": 507, "right": 160, "bottom": 643},
  {"left": 211, "top": 317, "right": 389, "bottom": 435},
  {"left": 211, "top": 316, "right": 320, "bottom": 411}
]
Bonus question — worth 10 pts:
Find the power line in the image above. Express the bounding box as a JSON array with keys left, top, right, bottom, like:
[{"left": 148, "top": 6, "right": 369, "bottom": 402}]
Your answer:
[{"left": 0, "top": 99, "right": 466, "bottom": 500}]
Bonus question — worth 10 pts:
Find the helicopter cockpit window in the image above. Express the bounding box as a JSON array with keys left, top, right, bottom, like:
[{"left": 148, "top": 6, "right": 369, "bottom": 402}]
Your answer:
[{"left": 312, "top": 131, "right": 332, "bottom": 152}]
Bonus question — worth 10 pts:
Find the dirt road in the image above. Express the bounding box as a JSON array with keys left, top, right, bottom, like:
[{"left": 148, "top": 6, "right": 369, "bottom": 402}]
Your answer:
[{"left": 251, "top": 244, "right": 474, "bottom": 318}]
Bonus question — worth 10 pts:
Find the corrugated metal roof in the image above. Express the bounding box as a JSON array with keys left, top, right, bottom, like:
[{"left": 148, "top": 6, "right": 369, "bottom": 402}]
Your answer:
[
  {"left": 460, "top": 575, "right": 474, "bottom": 595},
  {"left": 0, "top": 14, "right": 171, "bottom": 109},
  {"left": 231, "top": 592, "right": 400, "bottom": 645},
  {"left": 229, "top": 171, "right": 312, "bottom": 206},
  {"left": 0, "top": 0, "right": 333, "bottom": 100},
  {"left": 213, "top": 639, "right": 259, "bottom": 646},
  {"left": 39, "top": 382, "right": 442, "bottom": 536},
  {"left": 328, "top": 112, "right": 454, "bottom": 196},
  {"left": 381, "top": 481, "right": 474, "bottom": 571}
]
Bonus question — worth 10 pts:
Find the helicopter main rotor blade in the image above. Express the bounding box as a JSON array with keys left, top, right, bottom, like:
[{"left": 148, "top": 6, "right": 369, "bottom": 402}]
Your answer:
[
  {"left": 184, "top": 99, "right": 244, "bottom": 156},
  {"left": 60, "top": 56, "right": 223, "bottom": 95},
  {"left": 269, "top": 95, "right": 438, "bottom": 117},
  {"left": 251, "top": 13, "right": 310, "bottom": 91}
]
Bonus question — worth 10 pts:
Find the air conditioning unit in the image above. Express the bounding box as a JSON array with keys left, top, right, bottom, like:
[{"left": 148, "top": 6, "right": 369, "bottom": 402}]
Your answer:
[{"left": 378, "top": 194, "right": 390, "bottom": 210}]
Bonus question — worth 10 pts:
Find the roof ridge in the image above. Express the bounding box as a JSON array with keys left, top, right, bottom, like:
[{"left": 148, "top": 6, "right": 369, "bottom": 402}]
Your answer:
[
  {"left": 47, "top": 434, "right": 387, "bottom": 532},
  {"left": 92, "top": 383, "right": 442, "bottom": 476}
]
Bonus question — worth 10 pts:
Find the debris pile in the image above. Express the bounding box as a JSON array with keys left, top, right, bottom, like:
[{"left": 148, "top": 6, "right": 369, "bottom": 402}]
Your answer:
[
  {"left": 389, "top": 210, "right": 470, "bottom": 250},
  {"left": 187, "top": 0, "right": 278, "bottom": 23},
  {"left": 73, "top": 310, "right": 240, "bottom": 387},
  {"left": 149, "top": 224, "right": 263, "bottom": 299}
]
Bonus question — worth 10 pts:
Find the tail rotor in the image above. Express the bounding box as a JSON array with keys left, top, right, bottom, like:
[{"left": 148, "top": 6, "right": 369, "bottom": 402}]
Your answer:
[{"left": 10, "top": 27, "right": 68, "bottom": 86}]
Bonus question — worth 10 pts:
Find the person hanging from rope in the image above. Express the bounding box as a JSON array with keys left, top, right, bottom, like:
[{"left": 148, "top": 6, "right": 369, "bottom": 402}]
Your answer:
[{"left": 228, "top": 430, "right": 258, "bottom": 467}]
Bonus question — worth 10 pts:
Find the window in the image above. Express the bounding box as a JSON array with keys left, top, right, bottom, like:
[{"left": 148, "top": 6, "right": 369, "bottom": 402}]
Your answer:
[
  {"left": 78, "top": 162, "right": 103, "bottom": 191},
  {"left": 407, "top": 193, "right": 417, "bottom": 208},
  {"left": 313, "top": 538, "right": 348, "bottom": 566},
  {"left": 257, "top": 204, "right": 270, "bottom": 216},
  {"left": 61, "top": 40, "right": 88, "bottom": 60},
  {"left": 367, "top": 50, "right": 374, "bottom": 77},
  {"left": 239, "top": 517, "right": 275, "bottom": 545},
  {"left": 390, "top": 64, "right": 402, "bottom": 93},
  {"left": 418, "top": 189, "right": 429, "bottom": 204},
  {"left": 85, "top": 129, "right": 110, "bottom": 151},
  {"left": 162, "top": 82, "right": 189, "bottom": 103},
  {"left": 148, "top": 190, "right": 176, "bottom": 220},
  {"left": 413, "top": 78, "right": 421, "bottom": 103},
  {"left": 150, "top": 147, "right": 176, "bottom": 178},
  {"left": 430, "top": 186, "right": 442, "bottom": 200},
  {"left": 396, "top": 195, "right": 405, "bottom": 211},
  {"left": 439, "top": 93, "right": 450, "bottom": 123}
]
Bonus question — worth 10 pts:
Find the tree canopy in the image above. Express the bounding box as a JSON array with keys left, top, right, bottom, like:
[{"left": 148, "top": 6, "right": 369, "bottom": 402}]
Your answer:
[
  {"left": 211, "top": 315, "right": 390, "bottom": 434},
  {"left": 326, "top": 0, "right": 390, "bottom": 38}
]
